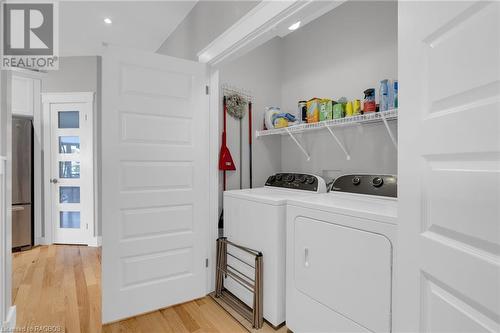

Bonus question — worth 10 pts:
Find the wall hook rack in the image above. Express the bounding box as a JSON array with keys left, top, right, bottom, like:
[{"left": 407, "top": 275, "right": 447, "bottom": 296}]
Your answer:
[
  {"left": 286, "top": 128, "right": 311, "bottom": 161},
  {"left": 221, "top": 83, "right": 253, "bottom": 102}
]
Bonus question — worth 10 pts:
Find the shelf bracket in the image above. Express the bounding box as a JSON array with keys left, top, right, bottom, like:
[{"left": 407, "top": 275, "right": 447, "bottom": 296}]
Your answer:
[
  {"left": 286, "top": 128, "right": 311, "bottom": 161},
  {"left": 380, "top": 112, "right": 397, "bottom": 149},
  {"left": 325, "top": 126, "right": 351, "bottom": 160}
]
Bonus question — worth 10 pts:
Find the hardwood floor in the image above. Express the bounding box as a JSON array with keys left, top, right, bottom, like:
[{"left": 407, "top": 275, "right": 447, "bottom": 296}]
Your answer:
[
  {"left": 13, "top": 245, "right": 101, "bottom": 333},
  {"left": 13, "top": 245, "right": 287, "bottom": 333}
]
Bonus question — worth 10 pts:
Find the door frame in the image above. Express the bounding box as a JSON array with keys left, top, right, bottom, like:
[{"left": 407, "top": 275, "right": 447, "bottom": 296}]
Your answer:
[
  {"left": 41, "top": 92, "right": 95, "bottom": 246},
  {"left": 206, "top": 69, "right": 219, "bottom": 293}
]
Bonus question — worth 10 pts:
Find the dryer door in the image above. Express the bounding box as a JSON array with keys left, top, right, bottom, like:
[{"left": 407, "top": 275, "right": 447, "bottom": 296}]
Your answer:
[{"left": 294, "top": 216, "right": 392, "bottom": 333}]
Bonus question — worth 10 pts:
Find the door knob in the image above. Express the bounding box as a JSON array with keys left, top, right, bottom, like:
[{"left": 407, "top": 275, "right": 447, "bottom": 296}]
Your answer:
[{"left": 50, "top": 178, "right": 58, "bottom": 184}]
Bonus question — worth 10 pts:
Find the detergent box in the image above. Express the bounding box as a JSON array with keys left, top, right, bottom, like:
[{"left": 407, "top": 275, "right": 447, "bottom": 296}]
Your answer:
[
  {"left": 333, "top": 103, "right": 345, "bottom": 119},
  {"left": 306, "top": 98, "right": 320, "bottom": 123},
  {"left": 319, "top": 99, "right": 333, "bottom": 121}
]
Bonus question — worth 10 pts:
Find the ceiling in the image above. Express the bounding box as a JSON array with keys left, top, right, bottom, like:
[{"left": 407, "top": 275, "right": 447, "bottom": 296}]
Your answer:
[{"left": 59, "top": 1, "right": 197, "bottom": 56}]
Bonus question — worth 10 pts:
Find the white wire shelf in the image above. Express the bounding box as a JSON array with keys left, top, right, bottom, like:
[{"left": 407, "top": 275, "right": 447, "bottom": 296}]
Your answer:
[
  {"left": 255, "top": 109, "right": 398, "bottom": 137},
  {"left": 255, "top": 109, "right": 398, "bottom": 161}
]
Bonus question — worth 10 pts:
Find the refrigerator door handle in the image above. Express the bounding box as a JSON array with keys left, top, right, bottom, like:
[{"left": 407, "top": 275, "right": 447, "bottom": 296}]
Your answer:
[{"left": 12, "top": 206, "right": 25, "bottom": 212}]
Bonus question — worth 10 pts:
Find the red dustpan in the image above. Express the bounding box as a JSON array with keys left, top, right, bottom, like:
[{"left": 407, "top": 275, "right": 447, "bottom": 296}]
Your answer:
[
  {"left": 219, "top": 131, "right": 235, "bottom": 171},
  {"left": 219, "top": 96, "right": 236, "bottom": 192}
]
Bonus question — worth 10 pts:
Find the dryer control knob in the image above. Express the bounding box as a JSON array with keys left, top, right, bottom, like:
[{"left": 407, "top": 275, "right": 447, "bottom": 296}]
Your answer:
[
  {"left": 352, "top": 177, "right": 361, "bottom": 185},
  {"left": 372, "top": 177, "right": 384, "bottom": 187},
  {"left": 306, "top": 176, "right": 315, "bottom": 184},
  {"left": 295, "top": 174, "right": 306, "bottom": 183},
  {"left": 284, "top": 174, "right": 294, "bottom": 182}
]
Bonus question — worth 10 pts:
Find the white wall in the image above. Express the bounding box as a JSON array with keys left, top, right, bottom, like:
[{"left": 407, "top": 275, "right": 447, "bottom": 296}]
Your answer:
[
  {"left": 157, "top": 1, "right": 259, "bottom": 60},
  {"left": 218, "top": 0, "right": 398, "bottom": 191},
  {"left": 217, "top": 38, "right": 283, "bottom": 196},
  {"left": 42, "top": 56, "right": 102, "bottom": 237},
  {"left": 280, "top": 0, "right": 398, "bottom": 178},
  {"left": 42, "top": 57, "right": 100, "bottom": 93}
]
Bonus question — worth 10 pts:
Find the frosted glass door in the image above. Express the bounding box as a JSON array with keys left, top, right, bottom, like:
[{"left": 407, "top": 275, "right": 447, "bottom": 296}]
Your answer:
[{"left": 50, "top": 103, "right": 92, "bottom": 244}]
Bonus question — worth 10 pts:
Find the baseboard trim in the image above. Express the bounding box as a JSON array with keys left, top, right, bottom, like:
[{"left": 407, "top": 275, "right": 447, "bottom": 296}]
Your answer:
[
  {"left": 88, "top": 236, "right": 102, "bottom": 247},
  {"left": 3, "top": 306, "right": 16, "bottom": 330},
  {"left": 35, "top": 237, "right": 45, "bottom": 246}
]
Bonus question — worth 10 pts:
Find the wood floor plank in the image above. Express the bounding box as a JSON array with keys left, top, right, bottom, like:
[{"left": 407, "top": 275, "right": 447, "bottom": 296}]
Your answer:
[
  {"left": 22, "top": 245, "right": 48, "bottom": 327},
  {"left": 160, "top": 307, "right": 191, "bottom": 333},
  {"left": 117, "top": 317, "right": 144, "bottom": 333},
  {"left": 199, "top": 298, "right": 247, "bottom": 333},
  {"left": 135, "top": 311, "right": 174, "bottom": 333},
  {"left": 36, "top": 244, "right": 56, "bottom": 326},
  {"left": 201, "top": 298, "right": 248, "bottom": 333},
  {"left": 74, "top": 247, "right": 91, "bottom": 333},
  {"left": 182, "top": 300, "right": 219, "bottom": 332},
  {"left": 52, "top": 245, "right": 66, "bottom": 330},
  {"left": 63, "top": 246, "right": 82, "bottom": 333},
  {"left": 173, "top": 304, "right": 201, "bottom": 333}
]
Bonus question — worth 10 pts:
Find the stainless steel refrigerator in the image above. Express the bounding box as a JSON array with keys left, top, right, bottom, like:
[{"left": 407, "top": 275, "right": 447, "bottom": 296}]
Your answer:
[{"left": 12, "top": 117, "right": 33, "bottom": 250}]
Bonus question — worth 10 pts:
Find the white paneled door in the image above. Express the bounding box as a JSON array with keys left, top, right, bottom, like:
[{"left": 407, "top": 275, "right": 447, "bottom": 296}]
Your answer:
[
  {"left": 397, "top": 2, "right": 500, "bottom": 333},
  {"left": 101, "top": 47, "right": 209, "bottom": 323}
]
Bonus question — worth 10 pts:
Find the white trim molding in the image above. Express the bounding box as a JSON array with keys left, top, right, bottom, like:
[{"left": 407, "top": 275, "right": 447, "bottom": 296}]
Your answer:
[
  {"left": 206, "top": 69, "right": 219, "bottom": 293},
  {"left": 10, "top": 67, "right": 47, "bottom": 79},
  {"left": 197, "top": 0, "right": 345, "bottom": 66},
  {"left": 88, "top": 236, "right": 102, "bottom": 247},
  {"left": 41, "top": 92, "right": 95, "bottom": 104},
  {"left": 2, "top": 306, "right": 16, "bottom": 331},
  {"left": 0, "top": 68, "right": 13, "bottom": 329},
  {"left": 35, "top": 237, "right": 46, "bottom": 246}
]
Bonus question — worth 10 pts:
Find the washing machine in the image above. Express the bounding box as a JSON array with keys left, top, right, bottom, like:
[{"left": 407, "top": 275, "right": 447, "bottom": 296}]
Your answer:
[
  {"left": 223, "top": 172, "right": 330, "bottom": 327},
  {"left": 286, "top": 174, "right": 398, "bottom": 333}
]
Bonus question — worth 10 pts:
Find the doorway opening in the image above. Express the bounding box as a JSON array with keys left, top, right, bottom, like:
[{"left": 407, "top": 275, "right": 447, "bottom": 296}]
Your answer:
[{"left": 11, "top": 57, "right": 101, "bottom": 332}]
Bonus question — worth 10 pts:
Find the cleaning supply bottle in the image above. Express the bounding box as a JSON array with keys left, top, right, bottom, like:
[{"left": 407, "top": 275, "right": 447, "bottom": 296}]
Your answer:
[
  {"left": 379, "top": 79, "right": 389, "bottom": 112},
  {"left": 393, "top": 80, "right": 398, "bottom": 109},
  {"left": 363, "top": 88, "right": 376, "bottom": 113}
]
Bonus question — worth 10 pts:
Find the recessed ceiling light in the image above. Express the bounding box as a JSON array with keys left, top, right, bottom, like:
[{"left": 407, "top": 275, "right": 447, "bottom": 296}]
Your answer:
[
  {"left": 104, "top": 17, "right": 112, "bottom": 25},
  {"left": 288, "top": 21, "right": 301, "bottom": 31}
]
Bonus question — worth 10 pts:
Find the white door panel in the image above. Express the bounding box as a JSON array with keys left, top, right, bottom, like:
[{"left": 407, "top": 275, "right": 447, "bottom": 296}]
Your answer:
[
  {"left": 396, "top": 1, "right": 500, "bottom": 332},
  {"left": 102, "top": 47, "right": 209, "bottom": 323}
]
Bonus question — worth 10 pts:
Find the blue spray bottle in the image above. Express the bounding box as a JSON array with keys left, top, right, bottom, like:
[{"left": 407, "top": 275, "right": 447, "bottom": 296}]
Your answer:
[{"left": 379, "top": 79, "right": 389, "bottom": 112}]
